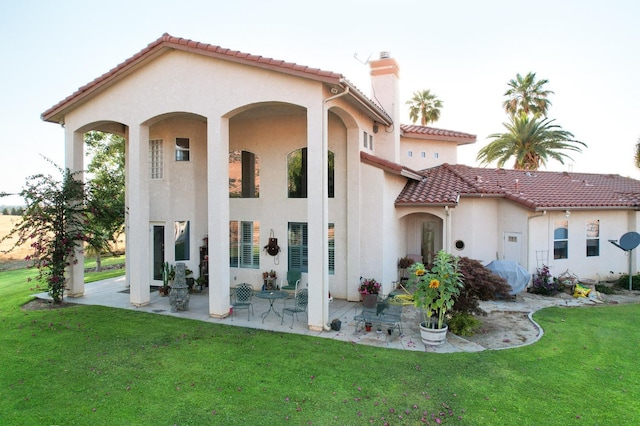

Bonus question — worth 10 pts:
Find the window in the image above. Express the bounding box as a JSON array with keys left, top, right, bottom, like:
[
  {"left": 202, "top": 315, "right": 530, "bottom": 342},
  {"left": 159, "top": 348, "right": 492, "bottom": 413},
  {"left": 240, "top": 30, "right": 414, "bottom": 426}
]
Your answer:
[
  {"left": 229, "top": 150, "right": 260, "bottom": 198},
  {"left": 554, "top": 220, "right": 568, "bottom": 259},
  {"left": 407, "top": 151, "right": 413, "bottom": 158},
  {"left": 288, "top": 222, "right": 308, "bottom": 272},
  {"left": 420, "top": 151, "right": 426, "bottom": 158},
  {"left": 150, "top": 139, "right": 163, "bottom": 179},
  {"left": 328, "top": 223, "right": 335, "bottom": 274},
  {"left": 288, "top": 222, "right": 334, "bottom": 274},
  {"left": 363, "top": 131, "right": 368, "bottom": 148},
  {"left": 434, "top": 152, "right": 439, "bottom": 159},
  {"left": 287, "top": 148, "right": 335, "bottom": 198},
  {"left": 586, "top": 219, "right": 600, "bottom": 257},
  {"left": 175, "top": 137, "right": 190, "bottom": 161},
  {"left": 368, "top": 133, "right": 373, "bottom": 150},
  {"left": 174, "top": 221, "right": 190, "bottom": 261},
  {"left": 327, "top": 151, "right": 335, "bottom": 198},
  {"left": 229, "top": 221, "right": 260, "bottom": 268}
]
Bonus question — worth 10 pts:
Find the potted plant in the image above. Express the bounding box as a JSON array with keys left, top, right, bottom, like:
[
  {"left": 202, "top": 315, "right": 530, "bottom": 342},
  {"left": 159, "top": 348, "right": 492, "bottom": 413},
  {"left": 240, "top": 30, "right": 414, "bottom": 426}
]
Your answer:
[
  {"left": 160, "top": 262, "right": 175, "bottom": 296},
  {"left": 358, "top": 278, "right": 381, "bottom": 308},
  {"left": 408, "top": 250, "right": 464, "bottom": 345},
  {"left": 397, "top": 256, "right": 415, "bottom": 284}
]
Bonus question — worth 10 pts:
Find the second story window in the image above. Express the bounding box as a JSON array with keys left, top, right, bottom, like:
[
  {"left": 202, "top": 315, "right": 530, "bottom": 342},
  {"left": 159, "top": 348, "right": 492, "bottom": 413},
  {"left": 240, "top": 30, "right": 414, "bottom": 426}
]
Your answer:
[
  {"left": 176, "top": 137, "right": 190, "bottom": 161},
  {"left": 149, "top": 139, "right": 163, "bottom": 179},
  {"left": 229, "top": 150, "right": 260, "bottom": 198},
  {"left": 288, "top": 148, "right": 334, "bottom": 198}
]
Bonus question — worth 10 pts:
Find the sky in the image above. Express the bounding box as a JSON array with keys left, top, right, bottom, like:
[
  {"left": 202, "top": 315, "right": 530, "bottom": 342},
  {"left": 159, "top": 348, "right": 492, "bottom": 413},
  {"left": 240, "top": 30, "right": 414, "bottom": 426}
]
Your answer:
[{"left": 1, "top": 0, "right": 639, "bottom": 206}]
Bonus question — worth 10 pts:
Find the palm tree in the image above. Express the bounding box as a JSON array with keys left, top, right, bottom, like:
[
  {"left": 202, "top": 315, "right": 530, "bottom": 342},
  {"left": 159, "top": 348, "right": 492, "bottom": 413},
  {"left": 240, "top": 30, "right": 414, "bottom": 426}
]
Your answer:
[
  {"left": 503, "top": 72, "right": 554, "bottom": 118},
  {"left": 477, "top": 115, "right": 586, "bottom": 170},
  {"left": 406, "top": 89, "right": 443, "bottom": 126}
]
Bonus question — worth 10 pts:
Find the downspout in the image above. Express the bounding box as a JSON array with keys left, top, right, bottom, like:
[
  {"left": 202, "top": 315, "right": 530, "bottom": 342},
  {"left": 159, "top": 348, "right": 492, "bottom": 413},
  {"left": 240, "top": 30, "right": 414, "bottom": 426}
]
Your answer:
[
  {"left": 319, "top": 86, "right": 350, "bottom": 331},
  {"left": 526, "top": 210, "right": 547, "bottom": 271}
]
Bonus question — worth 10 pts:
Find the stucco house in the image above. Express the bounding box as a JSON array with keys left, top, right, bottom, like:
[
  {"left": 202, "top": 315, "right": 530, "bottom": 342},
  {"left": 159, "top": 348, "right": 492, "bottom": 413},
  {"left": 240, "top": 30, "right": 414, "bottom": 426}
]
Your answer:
[{"left": 41, "top": 34, "right": 640, "bottom": 331}]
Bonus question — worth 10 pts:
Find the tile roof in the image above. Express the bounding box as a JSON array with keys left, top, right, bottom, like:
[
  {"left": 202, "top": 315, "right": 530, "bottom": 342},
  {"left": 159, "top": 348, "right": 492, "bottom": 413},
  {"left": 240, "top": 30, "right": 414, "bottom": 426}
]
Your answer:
[
  {"left": 41, "top": 33, "right": 391, "bottom": 125},
  {"left": 360, "top": 152, "right": 422, "bottom": 181},
  {"left": 396, "top": 164, "right": 640, "bottom": 210},
  {"left": 400, "top": 124, "right": 476, "bottom": 145}
]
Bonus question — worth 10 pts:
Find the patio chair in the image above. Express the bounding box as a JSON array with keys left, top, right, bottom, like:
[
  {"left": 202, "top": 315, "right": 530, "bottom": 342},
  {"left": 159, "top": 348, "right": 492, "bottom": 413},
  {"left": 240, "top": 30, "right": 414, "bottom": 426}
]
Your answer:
[
  {"left": 231, "top": 283, "right": 254, "bottom": 321},
  {"left": 281, "top": 288, "right": 308, "bottom": 328},
  {"left": 281, "top": 270, "right": 301, "bottom": 298},
  {"left": 354, "top": 299, "right": 378, "bottom": 332}
]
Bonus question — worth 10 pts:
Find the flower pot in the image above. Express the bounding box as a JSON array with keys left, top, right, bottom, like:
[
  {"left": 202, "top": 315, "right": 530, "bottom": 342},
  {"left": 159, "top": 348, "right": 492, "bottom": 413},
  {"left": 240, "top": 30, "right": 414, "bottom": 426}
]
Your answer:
[
  {"left": 420, "top": 322, "right": 448, "bottom": 346},
  {"left": 365, "top": 322, "right": 372, "bottom": 332}
]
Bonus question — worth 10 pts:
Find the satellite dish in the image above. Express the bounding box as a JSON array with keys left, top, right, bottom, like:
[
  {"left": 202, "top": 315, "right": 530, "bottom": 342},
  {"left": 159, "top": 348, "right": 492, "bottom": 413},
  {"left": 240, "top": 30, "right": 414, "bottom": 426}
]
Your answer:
[{"left": 619, "top": 232, "right": 640, "bottom": 251}]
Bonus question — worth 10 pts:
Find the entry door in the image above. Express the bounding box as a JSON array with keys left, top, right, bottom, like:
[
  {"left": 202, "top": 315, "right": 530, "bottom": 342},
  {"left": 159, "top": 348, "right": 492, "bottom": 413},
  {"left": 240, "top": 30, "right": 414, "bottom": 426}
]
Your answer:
[
  {"left": 152, "top": 225, "right": 165, "bottom": 283},
  {"left": 421, "top": 221, "right": 436, "bottom": 265},
  {"left": 503, "top": 232, "right": 522, "bottom": 263}
]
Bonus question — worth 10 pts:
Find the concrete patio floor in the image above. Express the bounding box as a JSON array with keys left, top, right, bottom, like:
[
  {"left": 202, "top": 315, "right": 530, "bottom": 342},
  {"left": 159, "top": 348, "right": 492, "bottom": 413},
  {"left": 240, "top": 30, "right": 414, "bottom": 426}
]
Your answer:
[{"left": 34, "top": 275, "right": 634, "bottom": 353}]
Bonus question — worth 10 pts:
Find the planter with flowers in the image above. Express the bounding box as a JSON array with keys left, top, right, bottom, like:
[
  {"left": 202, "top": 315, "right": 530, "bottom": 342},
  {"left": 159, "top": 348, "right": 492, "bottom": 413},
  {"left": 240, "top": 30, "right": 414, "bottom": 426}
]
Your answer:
[
  {"left": 358, "top": 278, "right": 381, "bottom": 309},
  {"left": 408, "top": 250, "right": 464, "bottom": 346}
]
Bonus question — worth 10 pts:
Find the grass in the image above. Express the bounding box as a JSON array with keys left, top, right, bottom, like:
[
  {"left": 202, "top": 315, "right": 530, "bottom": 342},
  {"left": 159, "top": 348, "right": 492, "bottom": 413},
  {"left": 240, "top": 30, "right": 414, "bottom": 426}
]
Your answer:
[{"left": 1, "top": 268, "right": 639, "bottom": 424}]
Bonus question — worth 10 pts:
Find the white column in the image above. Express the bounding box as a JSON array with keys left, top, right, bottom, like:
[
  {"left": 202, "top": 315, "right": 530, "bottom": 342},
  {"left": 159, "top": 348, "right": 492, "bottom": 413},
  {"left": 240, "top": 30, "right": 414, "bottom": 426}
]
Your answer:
[
  {"left": 346, "top": 127, "right": 361, "bottom": 301},
  {"left": 64, "top": 129, "right": 85, "bottom": 297},
  {"left": 207, "top": 117, "right": 231, "bottom": 318},
  {"left": 127, "top": 125, "right": 151, "bottom": 306},
  {"left": 307, "top": 104, "right": 328, "bottom": 331}
]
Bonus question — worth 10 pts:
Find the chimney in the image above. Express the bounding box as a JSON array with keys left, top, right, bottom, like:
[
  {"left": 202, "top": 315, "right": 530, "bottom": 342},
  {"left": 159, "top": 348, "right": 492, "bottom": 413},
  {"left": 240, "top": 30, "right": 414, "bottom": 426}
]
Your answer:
[{"left": 369, "top": 52, "right": 400, "bottom": 162}]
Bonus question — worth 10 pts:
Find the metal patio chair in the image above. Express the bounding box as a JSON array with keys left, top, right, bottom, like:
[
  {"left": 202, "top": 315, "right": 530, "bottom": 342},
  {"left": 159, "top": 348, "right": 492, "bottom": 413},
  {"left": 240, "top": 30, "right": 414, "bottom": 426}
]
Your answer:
[
  {"left": 231, "top": 283, "right": 254, "bottom": 321},
  {"left": 281, "top": 288, "right": 308, "bottom": 328}
]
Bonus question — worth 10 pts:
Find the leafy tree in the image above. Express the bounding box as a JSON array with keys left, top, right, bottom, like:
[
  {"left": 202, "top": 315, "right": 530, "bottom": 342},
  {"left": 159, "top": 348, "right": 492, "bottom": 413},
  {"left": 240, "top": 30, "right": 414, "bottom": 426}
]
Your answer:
[
  {"left": 84, "top": 131, "right": 125, "bottom": 271},
  {"left": 406, "top": 89, "right": 443, "bottom": 126},
  {"left": 478, "top": 115, "right": 586, "bottom": 170},
  {"left": 635, "top": 136, "right": 640, "bottom": 170},
  {"left": 2, "top": 208, "right": 8, "bottom": 215},
  {"left": 503, "top": 72, "right": 554, "bottom": 118},
  {"left": 0, "top": 160, "right": 91, "bottom": 303}
]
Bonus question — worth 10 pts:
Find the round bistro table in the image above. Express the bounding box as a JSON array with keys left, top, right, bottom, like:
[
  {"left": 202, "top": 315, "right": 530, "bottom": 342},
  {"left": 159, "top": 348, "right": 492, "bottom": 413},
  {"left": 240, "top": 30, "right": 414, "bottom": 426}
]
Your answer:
[{"left": 255, "top": 290, "right": 289, "bottom": 322}]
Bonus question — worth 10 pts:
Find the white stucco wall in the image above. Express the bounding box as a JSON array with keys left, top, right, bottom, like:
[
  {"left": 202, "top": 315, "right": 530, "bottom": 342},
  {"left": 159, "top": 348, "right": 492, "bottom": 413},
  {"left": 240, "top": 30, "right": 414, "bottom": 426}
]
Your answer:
[
  {"left": 528, "top": 209, "right": 638, "bottom": 281},
  {"left": 399, "top": 138, "right": 458, "bottom": 170}
]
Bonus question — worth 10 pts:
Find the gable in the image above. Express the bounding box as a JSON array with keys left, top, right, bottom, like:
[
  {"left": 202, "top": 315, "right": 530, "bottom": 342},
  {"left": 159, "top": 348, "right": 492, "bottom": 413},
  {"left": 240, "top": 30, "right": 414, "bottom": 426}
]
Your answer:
[{"left": 41, "top": 33, "right": 391, "bottom": 127}]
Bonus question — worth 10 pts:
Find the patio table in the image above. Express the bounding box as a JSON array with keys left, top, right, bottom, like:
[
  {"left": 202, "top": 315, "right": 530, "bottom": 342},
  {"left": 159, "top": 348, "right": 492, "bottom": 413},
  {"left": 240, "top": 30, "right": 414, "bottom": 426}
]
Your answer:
[{"left": 255, "top": 290, "right": 288, "bottom": 322}]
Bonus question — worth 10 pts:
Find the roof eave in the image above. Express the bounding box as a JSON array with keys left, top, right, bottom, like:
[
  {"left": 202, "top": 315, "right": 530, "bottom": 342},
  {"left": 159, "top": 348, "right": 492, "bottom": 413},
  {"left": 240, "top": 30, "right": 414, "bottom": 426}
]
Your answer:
[{"left": 341, "top": 79, "right": 392, "bottom": 126}]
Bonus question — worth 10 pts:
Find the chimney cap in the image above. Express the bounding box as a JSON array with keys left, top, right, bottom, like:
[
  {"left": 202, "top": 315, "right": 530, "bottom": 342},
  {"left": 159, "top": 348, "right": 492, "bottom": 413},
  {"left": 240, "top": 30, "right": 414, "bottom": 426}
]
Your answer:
[{"left": 379, "top": 51, "right": 390, "bottom": 59}]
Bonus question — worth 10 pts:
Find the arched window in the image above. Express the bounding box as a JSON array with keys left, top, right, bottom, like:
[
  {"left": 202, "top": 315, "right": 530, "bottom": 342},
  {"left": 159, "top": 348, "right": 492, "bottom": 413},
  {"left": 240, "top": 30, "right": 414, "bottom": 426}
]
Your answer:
[
  {"left": 554, "top": 220, "right": 568, "bottom": 259},
  {"left": 229, "top": 150, "right": 259, "bottom": 198},
  {"left": 287, "top": 148, "right": 334, "bottom": 198}
]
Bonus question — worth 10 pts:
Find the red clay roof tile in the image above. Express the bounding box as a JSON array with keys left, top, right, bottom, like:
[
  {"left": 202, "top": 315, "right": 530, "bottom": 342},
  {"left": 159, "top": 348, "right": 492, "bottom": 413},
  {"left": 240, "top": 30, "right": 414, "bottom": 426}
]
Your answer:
[
  {"left": 396, "top": 164, "right": 640, "bottom": 210},
  {"left": 400, "top": 124, "right": 476, "bottom": 144}
]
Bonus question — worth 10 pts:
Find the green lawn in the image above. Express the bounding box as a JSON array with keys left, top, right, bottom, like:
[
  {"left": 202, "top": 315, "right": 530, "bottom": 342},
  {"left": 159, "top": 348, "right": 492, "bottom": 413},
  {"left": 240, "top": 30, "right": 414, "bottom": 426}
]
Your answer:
[{"left": 1, "top": 268, "right": 639, "bottom": 425}]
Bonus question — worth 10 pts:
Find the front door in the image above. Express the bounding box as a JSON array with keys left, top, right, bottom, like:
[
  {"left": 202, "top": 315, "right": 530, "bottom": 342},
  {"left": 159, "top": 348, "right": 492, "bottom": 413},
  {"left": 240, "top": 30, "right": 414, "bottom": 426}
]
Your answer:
[{"left": 152, "top": 224, "right": 165, "bottom": 284}]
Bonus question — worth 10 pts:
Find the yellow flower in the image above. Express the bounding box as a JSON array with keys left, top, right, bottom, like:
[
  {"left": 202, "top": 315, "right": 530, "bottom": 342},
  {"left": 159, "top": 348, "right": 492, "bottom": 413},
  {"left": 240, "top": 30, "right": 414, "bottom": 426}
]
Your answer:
[
  {"left": 416, "top": 269, "right": 426, "bottom": 276},
  {"left": 429, "top": 279, "right": 440, "bottom": 289}
]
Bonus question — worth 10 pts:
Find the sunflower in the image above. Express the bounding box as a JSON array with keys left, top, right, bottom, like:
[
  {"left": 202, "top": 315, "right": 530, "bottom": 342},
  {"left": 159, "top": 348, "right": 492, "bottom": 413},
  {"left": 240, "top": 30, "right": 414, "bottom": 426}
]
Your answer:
[{"left": 429, "top": 279, "right": 440, "bottom": 289}]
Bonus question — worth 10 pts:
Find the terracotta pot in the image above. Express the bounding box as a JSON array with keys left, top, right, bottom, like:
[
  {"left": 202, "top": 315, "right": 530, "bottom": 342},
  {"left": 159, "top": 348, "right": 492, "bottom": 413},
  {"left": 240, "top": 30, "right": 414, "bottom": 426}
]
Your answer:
[{"left": 365, "top": 322, "right": 372, "bottom": 332}]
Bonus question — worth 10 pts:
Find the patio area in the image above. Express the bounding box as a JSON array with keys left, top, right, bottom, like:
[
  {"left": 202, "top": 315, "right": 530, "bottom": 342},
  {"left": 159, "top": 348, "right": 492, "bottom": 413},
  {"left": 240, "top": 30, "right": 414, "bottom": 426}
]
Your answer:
[{"left": 30, "top": 275, "right": 582, "bottom": 353}]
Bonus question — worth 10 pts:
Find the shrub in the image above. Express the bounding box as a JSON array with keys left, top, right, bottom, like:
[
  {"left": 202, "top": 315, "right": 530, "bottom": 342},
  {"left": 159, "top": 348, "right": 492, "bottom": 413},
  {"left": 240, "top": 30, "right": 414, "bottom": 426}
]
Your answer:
[
  {"left": 448, "top": 312, "right": 480, "bottom": 336},
  {"left": 530, "top": 265, "right": 562, "bottom": 295},
  {"left": 454, "top": 257, "right": 512, "bottom": 316},
  {"left": 615, "top": 274, "right": 640, "bottom": 291},
  {"left": 595, "top": 284, "right": 616, "bottom": 295}
]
